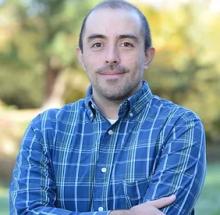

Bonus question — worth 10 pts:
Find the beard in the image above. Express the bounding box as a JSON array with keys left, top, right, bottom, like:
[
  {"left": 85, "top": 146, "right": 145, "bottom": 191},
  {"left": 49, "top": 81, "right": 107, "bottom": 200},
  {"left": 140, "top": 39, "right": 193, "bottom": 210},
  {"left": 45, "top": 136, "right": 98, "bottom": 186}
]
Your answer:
[{"left": 92, "top": 64, "right": 142, "bottom": 101}]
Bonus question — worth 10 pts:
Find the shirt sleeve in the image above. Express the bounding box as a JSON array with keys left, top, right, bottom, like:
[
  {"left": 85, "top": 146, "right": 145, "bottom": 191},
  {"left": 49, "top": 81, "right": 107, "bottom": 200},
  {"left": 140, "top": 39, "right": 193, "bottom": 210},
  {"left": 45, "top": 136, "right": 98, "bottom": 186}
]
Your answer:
[
  {"left": 143, "top": 111, "right": 206, "bottom": 215},
  {"left": 9, "top": 115, "right": 111, "bottom": 215}
]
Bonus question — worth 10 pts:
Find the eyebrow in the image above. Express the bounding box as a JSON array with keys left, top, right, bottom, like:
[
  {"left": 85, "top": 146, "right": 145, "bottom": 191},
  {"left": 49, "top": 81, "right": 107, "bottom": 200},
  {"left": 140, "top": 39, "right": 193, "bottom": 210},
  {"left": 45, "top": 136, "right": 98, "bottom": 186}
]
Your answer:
[
  {"left": 87, "top": 34, "right": 106, "bottom": 42},
  {"left": 87, "top": 34, "right": 138, "bottom": 42},
  {"left": 118, "top": 34, "right": 138, "bottom": 42}
]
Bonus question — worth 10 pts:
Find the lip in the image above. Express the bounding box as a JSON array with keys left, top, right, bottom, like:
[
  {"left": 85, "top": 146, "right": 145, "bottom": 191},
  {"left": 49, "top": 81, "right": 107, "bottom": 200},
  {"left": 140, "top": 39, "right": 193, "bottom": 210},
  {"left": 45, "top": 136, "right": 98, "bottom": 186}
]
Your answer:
[{"left": 97, "top": 70, "right": 126, "bottom": 76}]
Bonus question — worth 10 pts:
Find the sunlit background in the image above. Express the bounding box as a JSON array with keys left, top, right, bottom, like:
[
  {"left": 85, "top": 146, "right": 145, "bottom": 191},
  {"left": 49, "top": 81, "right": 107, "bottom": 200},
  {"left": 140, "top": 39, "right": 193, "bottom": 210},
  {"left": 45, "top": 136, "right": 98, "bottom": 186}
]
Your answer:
[{"left": 0, "top": 0, "right": 220, "bottom": 214}]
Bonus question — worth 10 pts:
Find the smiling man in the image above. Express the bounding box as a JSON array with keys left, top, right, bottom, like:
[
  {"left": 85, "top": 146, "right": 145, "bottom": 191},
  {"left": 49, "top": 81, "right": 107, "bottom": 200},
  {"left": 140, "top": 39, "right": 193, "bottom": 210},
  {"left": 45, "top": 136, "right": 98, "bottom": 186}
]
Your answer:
[
  {"left": 77, "top": 6, "right": 155, "bottom": 120},
  {"left": 10, "top": 1, "right": 206, "bottom": 215}
]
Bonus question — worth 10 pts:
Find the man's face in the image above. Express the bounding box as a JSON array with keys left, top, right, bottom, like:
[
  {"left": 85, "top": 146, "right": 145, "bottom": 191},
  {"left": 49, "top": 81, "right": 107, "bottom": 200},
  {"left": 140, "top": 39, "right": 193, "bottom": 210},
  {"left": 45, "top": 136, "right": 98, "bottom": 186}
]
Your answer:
[{"left": 78, "top": 8, "right": 154, "bottom": 102}]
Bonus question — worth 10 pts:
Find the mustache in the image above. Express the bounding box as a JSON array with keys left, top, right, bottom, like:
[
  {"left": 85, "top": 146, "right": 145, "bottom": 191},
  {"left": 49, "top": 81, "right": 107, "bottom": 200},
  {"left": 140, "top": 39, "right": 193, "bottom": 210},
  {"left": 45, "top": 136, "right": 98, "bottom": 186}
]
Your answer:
[{"left": 96, "top": 64, "right": 129, "bottom": 74}]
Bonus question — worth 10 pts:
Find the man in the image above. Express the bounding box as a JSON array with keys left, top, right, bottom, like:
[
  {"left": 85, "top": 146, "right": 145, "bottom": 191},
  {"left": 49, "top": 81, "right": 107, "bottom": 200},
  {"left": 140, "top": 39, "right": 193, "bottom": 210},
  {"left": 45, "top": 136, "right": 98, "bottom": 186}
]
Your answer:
[{"left": 10, "top": 0, "right": 206, "bottom": 214}]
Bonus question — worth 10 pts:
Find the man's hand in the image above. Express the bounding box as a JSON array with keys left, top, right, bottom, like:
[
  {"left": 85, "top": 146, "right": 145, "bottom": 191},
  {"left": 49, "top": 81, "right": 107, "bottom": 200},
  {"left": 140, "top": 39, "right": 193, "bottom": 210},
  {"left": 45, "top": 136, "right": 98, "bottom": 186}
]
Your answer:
[{"left": 110, "top": 195, "right": 176, "bottom": 215}]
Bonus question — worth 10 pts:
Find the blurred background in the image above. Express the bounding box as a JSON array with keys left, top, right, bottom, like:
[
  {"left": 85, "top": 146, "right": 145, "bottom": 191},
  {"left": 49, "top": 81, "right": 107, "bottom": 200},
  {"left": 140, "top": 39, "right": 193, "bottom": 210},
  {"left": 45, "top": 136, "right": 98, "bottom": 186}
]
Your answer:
[{"left": 0, "top": 0, "right": 219, "bottom": 214}]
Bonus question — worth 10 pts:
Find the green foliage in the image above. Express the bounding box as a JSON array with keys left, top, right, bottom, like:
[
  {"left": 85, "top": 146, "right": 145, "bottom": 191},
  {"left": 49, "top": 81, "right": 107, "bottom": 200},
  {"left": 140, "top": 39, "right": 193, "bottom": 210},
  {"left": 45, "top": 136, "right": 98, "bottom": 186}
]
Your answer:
[
  {"left": 139, "top": 2, "right": 220, "bottom": 144},
  {"left": 0, "top": 60, "right": 43, "bottom": 108},
  {"left": 0, "top": 193, "right": 8, "bottom": 215},
  {"left": 62, "top": 69, "right": 89, "bottom": 104},
  {"left": 195, "top": 163, "right": 220, "bottom": 214},
  {"left": 0, "top": 0, "right": 98, "bottom": 108}
]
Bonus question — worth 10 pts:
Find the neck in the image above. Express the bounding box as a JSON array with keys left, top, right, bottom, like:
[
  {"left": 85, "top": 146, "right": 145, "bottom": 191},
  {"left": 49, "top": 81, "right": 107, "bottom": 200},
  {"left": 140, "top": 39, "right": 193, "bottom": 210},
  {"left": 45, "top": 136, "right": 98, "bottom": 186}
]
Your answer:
[{"left": 92, "top": 94, "right": 121, "bottom": 119}]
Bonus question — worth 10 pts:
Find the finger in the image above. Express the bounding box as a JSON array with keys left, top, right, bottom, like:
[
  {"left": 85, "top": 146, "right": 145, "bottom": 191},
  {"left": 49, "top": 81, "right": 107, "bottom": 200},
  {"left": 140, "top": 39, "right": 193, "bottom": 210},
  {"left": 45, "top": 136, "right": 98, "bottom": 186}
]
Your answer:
[
  {"left": 130, "top": 204, "right": 165, "bottom": 215},
  {"left": 150, "top": 194, "right": 176, "bottom": 208}
]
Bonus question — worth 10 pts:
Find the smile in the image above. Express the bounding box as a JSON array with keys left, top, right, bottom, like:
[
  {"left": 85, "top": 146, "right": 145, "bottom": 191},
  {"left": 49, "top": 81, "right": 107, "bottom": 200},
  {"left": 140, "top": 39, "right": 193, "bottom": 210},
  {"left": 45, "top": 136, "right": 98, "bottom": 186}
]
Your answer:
[{"left": 97, "top": 70, "right": 127, "bottom": 75}]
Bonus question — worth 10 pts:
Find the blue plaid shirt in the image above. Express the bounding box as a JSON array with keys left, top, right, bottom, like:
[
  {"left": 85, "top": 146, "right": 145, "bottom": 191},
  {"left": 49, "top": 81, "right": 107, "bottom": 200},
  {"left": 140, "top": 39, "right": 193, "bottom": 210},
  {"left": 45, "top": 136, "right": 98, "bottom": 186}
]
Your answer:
[{"left": 10, "top": 82, "right": 206, "bottom": 215}]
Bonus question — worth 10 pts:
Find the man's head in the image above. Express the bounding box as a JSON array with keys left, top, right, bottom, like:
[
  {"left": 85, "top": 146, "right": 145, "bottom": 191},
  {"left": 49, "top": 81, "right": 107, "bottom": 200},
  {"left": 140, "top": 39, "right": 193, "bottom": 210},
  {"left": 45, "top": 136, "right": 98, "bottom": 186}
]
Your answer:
[
  {"left": 79, "top": 0, "right": 152, "bottom": 52},
  {"left": 77, "top": 0, "right": 155, "bottom": 104}
]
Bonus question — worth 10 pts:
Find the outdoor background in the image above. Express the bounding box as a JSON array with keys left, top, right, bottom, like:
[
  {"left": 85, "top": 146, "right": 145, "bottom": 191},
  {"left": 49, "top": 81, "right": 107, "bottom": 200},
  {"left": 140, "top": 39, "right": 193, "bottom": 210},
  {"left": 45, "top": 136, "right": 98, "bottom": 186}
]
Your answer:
[{"left": 0, "top": 0, "right": 220, "bottom": 214}]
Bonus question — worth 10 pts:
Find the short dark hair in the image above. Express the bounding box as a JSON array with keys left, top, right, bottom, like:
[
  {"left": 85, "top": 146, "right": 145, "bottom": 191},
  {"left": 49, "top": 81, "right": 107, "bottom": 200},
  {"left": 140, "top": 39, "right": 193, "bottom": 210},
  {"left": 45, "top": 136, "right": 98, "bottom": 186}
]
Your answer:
[{"left": 78, "top": 0, "right": 152, "bottom": 52}]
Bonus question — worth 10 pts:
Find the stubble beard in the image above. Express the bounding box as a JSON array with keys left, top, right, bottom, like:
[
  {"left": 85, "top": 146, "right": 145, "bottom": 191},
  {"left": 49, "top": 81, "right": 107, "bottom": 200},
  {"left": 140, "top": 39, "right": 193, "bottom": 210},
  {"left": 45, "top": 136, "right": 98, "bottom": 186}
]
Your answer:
[{"left": 94, "top": 64, "right": 141, "bottom": 102}]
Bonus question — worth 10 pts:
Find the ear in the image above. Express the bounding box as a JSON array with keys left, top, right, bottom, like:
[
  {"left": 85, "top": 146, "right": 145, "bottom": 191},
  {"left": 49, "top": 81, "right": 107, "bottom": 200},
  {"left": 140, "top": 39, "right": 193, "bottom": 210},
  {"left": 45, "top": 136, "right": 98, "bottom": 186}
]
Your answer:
[
  {"left": 76, "top": 47, "right": 86, "bottom": 70},
  {"left": 144, "top": 47, "right": 155, "bottom": 69}
]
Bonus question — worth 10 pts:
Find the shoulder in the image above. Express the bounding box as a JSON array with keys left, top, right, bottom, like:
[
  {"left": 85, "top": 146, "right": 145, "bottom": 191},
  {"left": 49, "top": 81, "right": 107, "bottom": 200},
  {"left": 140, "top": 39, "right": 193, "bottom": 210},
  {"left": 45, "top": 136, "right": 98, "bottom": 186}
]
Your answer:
[
  {"left": 149, "top": 96, "right": 206, "bottom": 149},
  {"left": 151, "top": 95, "right": 203, "bottom": 126},
  {"left": 30, "top": 98, "right": 86, "bottom": 130}
]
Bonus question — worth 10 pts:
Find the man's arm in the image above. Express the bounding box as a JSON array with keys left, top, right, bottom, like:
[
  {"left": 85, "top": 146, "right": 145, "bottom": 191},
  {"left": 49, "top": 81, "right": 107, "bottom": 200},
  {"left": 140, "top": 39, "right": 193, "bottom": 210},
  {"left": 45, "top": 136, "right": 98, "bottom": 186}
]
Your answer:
[
  {"left": 9, "top": 114, "right": 111, "bottom": 215},
  {"left": 110, "top": 195, "right": 176, "bottom": 215},
  {"left": 141, "top": 111, "right": 206, "bottom": 214},
  {"left": 9, "top": 113, "right": 175, "bottom": 215}
]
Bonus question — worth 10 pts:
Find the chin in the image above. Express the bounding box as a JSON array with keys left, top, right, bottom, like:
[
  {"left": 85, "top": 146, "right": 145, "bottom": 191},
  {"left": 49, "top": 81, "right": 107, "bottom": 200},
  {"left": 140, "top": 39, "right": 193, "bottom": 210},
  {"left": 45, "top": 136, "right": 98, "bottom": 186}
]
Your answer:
[{"left": 103, "top": 91, "right": 132, "bottom": 101}]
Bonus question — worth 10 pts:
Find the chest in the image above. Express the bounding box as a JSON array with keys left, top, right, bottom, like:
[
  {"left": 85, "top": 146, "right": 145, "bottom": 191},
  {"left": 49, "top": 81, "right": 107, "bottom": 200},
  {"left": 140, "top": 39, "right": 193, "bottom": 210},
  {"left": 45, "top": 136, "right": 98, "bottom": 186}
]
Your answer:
[{"left": 50, "top": 118, "right": 165, "bottom": 183}]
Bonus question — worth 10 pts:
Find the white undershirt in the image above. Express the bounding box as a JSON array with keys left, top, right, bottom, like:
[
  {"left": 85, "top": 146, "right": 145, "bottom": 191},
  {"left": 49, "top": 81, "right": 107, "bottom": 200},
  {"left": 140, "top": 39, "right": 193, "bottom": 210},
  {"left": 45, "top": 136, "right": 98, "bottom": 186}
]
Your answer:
[{"left": 107, "top": 118, "right": 117, "bottom": 124}]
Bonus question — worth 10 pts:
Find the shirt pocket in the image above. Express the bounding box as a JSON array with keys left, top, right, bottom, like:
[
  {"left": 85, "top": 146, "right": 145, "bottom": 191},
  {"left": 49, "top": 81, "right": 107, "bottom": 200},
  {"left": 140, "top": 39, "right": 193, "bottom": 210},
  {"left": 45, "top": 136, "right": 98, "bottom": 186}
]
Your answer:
[{"left": 122, "top": 178, "right": 149, "bottom": 208}]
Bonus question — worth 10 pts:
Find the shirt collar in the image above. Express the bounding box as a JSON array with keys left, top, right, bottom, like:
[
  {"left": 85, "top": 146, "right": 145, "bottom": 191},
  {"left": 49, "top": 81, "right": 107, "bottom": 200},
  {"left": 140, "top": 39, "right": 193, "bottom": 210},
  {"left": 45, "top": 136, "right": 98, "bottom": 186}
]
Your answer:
[
  {"left": 85, "top": 81, "right": 153, "bottom": 120},
  {"left": 121, "top": 81, "right": 153, "bottom": 117}
]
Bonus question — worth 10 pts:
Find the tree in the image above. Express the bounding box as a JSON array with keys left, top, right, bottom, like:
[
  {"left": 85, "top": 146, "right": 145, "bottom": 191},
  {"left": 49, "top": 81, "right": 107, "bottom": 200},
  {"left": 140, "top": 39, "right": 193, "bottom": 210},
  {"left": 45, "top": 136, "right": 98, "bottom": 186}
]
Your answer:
[
  {"left": 0, "top": 0, "right": 98, "bottom": 108},
  {"left": 137, "top": 1, "right": 220, "bottom": 144}
]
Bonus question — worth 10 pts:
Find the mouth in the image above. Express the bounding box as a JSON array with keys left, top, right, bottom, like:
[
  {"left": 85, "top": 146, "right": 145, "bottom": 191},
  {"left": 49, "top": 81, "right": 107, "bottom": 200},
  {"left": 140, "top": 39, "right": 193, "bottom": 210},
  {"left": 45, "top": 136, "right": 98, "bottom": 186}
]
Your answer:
[
  {"left": 96, "top": 65, "right": 129, "bottom": 80},
  {"left": 97, "top": 70, "right": 126, "bottom": 76}
]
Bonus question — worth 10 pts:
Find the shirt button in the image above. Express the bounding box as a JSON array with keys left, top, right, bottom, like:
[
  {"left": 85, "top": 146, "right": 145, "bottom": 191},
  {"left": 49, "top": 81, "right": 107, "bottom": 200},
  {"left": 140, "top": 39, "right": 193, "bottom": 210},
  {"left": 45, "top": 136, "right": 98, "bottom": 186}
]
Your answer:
[
  {"left": 98, "top": 207, "right": 104, "bottom": 211},
  {"left": 101, "top": 167, "right": 107, "bottom": 173},
  {"left": 108, "top": 130, "right": 113, "bottom": 135},
  {"left": 129, "top": 112, "right": 134, "bottom": 117}
]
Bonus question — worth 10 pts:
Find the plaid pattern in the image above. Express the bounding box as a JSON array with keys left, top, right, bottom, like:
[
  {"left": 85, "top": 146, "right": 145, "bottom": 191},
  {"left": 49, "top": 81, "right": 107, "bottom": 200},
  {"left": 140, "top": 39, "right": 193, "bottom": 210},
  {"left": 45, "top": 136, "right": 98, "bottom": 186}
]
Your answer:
[{"left": 10, "top": 82, "right": 206, "bottom": 215}]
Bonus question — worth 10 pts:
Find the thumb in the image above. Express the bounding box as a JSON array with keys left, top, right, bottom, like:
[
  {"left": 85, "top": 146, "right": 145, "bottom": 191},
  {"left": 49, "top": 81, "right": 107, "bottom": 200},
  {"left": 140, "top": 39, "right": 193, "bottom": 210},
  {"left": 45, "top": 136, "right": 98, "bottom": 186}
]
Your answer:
[{"left": 149, "top": 195, "right": 176, "bottom": 209}]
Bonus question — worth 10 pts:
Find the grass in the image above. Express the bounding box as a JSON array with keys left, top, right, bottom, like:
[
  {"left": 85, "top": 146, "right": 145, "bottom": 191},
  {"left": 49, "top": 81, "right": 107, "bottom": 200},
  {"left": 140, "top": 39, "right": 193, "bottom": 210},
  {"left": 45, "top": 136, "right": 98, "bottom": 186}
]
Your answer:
[
  {"left": 195, "top": 162, "right": 220, "bottom": 214},
  {"left": 0, "top": 185, "right": 9, "bottom": 215},
  {"left": 1, "top": 163, "right": 220, "bottom": 215}
]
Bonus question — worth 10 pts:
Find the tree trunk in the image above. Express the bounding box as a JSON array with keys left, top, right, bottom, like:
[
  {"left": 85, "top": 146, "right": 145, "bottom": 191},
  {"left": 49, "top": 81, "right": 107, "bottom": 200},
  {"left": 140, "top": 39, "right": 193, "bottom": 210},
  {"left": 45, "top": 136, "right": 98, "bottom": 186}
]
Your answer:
[{"left": 42, "top": 57, "right": 65, "bottom": 109}]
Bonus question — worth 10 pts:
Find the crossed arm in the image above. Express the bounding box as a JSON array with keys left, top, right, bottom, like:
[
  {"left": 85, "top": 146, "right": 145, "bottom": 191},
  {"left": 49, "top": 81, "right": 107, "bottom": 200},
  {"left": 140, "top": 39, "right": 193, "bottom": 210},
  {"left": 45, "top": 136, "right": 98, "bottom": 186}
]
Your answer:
[
  {"left": 111, "top": 195, "right": 176, "bottom": 215},
  {"left": 10, "top": 113, "right": 206, "bottom": 215},
  {"left": 112, "top": 114, "right": 206, "bottom": 215}
]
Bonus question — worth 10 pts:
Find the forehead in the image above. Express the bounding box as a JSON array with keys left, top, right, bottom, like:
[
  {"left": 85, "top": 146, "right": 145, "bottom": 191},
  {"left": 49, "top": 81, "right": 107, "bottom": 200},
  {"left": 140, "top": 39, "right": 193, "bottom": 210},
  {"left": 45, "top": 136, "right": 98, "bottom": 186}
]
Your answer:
[{"left": 84, "top": 8, "right": 143, "bottom": 38}]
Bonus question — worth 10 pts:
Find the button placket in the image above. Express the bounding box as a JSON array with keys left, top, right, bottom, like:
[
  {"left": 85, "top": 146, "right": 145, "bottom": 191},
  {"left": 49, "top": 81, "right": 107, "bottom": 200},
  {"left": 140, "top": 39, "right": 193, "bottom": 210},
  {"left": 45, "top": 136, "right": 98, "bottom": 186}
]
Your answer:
[{"left": 93, "top": 124, "right": 115, "bottom": 212}]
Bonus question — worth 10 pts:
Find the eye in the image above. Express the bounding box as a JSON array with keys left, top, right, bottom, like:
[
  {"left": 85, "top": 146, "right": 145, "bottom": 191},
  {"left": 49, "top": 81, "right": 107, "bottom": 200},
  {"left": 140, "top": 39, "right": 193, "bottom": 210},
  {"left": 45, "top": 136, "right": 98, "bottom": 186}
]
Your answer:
[
  {"left": 91, "top": 42, "right": 103, "bottom": 49},
  {"left": 121, "top": 42, "right": 134, "bottom": 48}
]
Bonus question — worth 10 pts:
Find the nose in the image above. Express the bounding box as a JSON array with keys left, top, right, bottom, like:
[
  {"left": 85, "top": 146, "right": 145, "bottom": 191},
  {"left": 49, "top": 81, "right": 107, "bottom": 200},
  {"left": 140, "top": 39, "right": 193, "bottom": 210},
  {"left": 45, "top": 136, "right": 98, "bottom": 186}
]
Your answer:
[{"left": 105, "top": 45, "right": 120, "bottom": 65}]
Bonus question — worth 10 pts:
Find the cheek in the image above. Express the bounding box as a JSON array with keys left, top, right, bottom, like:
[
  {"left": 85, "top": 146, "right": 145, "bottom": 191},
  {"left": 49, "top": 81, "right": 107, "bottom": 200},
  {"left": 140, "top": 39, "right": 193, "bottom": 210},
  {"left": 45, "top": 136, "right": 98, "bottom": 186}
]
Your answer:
[
  {"left": 83, "top": 53, "right": 104, "bottom": 70},
  {"left": 123, "top": 54, "right": 145, "bottom": 71},
  {"left": 82, "top": 56, "right": 95, "bottom": 71}
]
